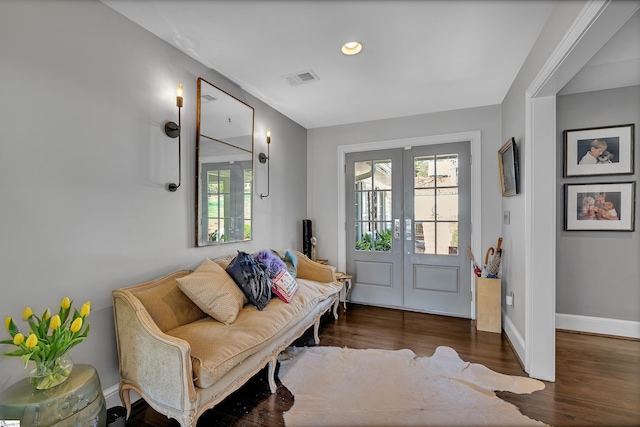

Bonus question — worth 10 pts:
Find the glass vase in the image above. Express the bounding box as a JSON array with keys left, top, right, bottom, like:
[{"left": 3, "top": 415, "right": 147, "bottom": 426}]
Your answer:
[{"left": 29, "top": 354, "right": 74, "bottom": 390}]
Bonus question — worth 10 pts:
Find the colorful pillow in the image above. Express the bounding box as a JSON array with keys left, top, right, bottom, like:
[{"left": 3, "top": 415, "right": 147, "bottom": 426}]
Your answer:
[
  {"left": 281, "top": 250, "right": 298, "bottom": 278},
  {"left": 176, "top": 259, "right": 245, "bottom": 325},
  {"left": 253, "top": 249, "right": 286, "bottom": 278},
  {"left": 226, "top": 251, "right": 272, "bottom": 310},
  {"left": 271, "top": 269, "right": 298, "bottom": 303}
]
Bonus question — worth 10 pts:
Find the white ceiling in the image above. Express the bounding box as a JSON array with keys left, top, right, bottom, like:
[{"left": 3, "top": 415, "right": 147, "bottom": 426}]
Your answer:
[{"left": 100, "top": 1, "right": 638, "bottom": 129}]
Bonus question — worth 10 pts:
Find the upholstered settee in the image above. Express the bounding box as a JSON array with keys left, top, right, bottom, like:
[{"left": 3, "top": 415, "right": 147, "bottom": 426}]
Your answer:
[{"left": 112, "top": 251, "right": 341, "bottom": 427}]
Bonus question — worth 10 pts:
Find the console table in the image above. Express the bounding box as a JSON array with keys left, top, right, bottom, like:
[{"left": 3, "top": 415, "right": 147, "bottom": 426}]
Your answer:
[{"left": 0, "top": 364, "right": 106, "bottom": 426}]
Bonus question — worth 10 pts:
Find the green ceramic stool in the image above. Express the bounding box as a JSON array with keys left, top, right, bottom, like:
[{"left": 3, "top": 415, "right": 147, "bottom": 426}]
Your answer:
[{"left": 0, "top": 364, "right": 106, "bottom": 427}]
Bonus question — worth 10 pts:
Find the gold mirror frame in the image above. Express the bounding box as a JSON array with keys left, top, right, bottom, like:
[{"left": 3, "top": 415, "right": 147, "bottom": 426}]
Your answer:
[{"left": 196, "top": 77, "right": 255, "bottom": 246}]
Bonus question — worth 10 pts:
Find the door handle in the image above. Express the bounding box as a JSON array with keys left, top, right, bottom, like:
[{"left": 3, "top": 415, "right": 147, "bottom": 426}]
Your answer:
[
  {"left": 394, "top": 219, "right": 401, "bottom": 240},
  {"left": 405, "top": 218, "right": 412, "bottom": 240}
]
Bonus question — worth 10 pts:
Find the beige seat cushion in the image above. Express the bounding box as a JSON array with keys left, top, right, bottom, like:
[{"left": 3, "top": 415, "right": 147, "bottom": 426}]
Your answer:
[
  {"left": 176, "top": 259, "right": 246, "bottom": 325},
  {"left": 167, "top": 278, "right": 342, "bottom": 388}
]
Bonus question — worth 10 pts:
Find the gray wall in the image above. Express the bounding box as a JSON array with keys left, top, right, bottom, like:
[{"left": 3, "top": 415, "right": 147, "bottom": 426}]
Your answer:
[
  {"left": 556, "top": 85, "right": 640, "bottom": 321},
  {"left": 307, "top": 105, "right": 503, "bottom": 273},
  {"left": 501, "top": 0, "right": 588, "bottom": 338},
  {"left": 0, "top": 0, "right": 308, "bottom": 398}
]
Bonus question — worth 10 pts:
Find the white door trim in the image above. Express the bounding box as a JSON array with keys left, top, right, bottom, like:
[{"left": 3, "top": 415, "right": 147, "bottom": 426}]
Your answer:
[
  {"left": 524, "top": 0, "right": 639, "bottom": 381},
  {"left": 337, "top": 131, "right": 482, "bottom": 317}
]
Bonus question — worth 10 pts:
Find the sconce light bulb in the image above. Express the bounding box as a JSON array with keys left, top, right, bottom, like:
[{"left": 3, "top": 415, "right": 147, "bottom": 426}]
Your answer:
[
  {"left": 266, "top": 128, "right": 271, "bottom": 145},
  {"left": 176, "top": 83, "right": 184, "bottom": 108}
]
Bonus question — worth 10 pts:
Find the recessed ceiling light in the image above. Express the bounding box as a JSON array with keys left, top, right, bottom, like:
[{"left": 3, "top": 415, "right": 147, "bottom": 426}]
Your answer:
[{"left": 341, "top": 41, "right": 363, "bottom": 56}]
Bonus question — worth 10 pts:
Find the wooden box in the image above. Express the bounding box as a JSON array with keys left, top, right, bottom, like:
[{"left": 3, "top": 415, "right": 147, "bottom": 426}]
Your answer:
[{"left": 476, "top": 277, "right": 501, "bottom": 333}]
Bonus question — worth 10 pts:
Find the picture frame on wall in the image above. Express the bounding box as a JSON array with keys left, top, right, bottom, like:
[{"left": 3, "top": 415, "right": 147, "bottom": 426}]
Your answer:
[
  {"left": 498, "top": 137, "right": 519, "bottom": 197},
  {"left": 564, "top": 182, "right": 636, "bottom": 231},
  {"left": 564, "top": 124, "right": 634, "bottom": 177}
]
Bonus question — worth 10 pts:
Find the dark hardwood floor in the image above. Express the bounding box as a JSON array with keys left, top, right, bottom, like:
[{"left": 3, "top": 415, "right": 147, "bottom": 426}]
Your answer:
[{"left": 125, "top": 304, "right": 640, "bottom": 426}]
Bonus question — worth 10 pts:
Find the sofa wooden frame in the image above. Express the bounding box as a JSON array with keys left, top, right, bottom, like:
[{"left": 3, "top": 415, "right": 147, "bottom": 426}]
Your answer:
[{"left": 112, "top": 252, "right": 340, "bottom": 427}]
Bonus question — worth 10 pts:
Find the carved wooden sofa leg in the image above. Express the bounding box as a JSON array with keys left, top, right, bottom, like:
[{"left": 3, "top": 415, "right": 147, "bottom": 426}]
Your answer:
[
  {"left": 313, "top": 319, "right": 321, "bottom": 344},
  {"left": 267, "top": 357, "right": 277, "bottom": 393},
  {"left": 120, "top": 386, "right": 131, "bottom": 420},
  {"left": 179, "top": 411, "right": 196, "bottom": 427}
]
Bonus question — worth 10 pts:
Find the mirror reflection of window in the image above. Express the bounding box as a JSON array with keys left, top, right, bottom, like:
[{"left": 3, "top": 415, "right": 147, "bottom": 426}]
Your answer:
[
  {"left": 196, "top": 78, "right": 254, "bottom": 246},
  {"left": 202, "top": 163, "right": 252, "bottom": 243}
]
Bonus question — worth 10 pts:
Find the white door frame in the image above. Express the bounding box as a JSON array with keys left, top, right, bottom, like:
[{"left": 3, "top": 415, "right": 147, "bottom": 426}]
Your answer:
[
  {"left": 525, "top": 0, "right": 639, "bottom": 381},
  {"left": 337, "top": 131, "right": 482, "bottom": 317}
]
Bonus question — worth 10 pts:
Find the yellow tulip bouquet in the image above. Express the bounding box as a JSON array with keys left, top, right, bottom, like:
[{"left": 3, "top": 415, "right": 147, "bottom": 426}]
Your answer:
[{"left": 2, "top": 297, "right": 91, "bottom": 389}]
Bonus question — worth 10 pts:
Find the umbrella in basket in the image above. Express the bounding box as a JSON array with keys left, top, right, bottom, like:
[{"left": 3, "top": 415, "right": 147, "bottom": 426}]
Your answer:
[
  {"left": 485, "top": 237, "right": 503, "bottom": 278},
  {"left": 467, "top": 246, "right": 482, "bottom": 277},
  {"left": 484, "top": 247, "right": 494, "bottom": 273}
]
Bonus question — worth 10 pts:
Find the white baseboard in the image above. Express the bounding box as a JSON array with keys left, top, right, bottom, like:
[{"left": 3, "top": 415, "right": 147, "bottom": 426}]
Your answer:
[
  {"left": 103, "top": 383, "right": 141, "bottom": 409},
  {"left": 502, "top": 311, "right": 525, "bottom": 364},
  {"left": 556, "top": 313, "right": 640, "bottom": 339},
  {"left": 103, "top": 384, "right": 119, "bottom": 408}
]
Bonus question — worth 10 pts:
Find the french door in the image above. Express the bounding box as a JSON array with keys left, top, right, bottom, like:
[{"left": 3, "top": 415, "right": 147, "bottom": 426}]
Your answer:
[{"left": 345, "top": 141, "right": 472, "bottom": 317}]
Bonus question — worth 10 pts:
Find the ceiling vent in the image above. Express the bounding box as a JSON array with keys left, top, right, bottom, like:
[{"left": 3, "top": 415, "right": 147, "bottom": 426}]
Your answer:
[
  {"left": 202, "top": 94, "right": 217, "bottom": 102},
  {"left": 282, "top": 69, "right": 320, "bottom": 86}
]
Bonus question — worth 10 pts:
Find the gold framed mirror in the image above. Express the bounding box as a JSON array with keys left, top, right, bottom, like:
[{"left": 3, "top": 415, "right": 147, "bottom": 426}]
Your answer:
[{"left": 196, "top": 77, "right": 254, "bottom": 246}]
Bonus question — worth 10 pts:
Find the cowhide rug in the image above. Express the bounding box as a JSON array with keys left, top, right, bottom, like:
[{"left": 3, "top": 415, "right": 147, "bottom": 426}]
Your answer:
[{"left": 278, "top": 346, "right": 548, "bottom": 427}]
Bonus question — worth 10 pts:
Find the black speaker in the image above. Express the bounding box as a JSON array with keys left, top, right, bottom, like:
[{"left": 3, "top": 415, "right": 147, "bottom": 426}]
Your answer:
[{"left": 302, "top": 219, "right": 313, "bottom": 259}]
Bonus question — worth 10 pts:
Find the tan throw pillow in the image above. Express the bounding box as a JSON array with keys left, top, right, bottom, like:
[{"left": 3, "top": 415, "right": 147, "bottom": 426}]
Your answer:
[
  {"left": 176, "top": 259, "right": 245, "bottom": 325},
  {"left": 212, "top": 254, "right": 236, "bottom": 269}
]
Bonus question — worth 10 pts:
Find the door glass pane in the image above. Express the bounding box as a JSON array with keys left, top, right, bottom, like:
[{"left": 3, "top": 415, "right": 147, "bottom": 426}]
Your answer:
[
  {"left": 355, "top": 222, "right": 372, "bottom": 251},
  {"left": 436, "top": 188, "right": 458, "bottom": 220},
  {"left": 355, "top": 161, "right": 372, "bottom": 190},
  {"left": 437, "top": 222, "right": 458, "bottom": 255},
  {"left": 372, "top": 222, "right": 392, "bottom": 252},
  {"left": 413, "top": 154, "right": 458, "bottom": 255},
  {"left": 375, "top": 190, "right": 392, "bottom": 221},
  {"left": 355, "top": 191, "right": 372, "bottom": 222},
  {"left": 354, "top": 159, "right": 392, "bottom": 252},
  {"left": 414, "top": 156, "right": 435, "bottom": 188},
  {"left": 418, "top": 222, "right": 435, "bottom": 254},
  {"left": 373, "top": 161, "right": 392, "bottom": 189},
  {"left": 414, "top": 189, "right": 435, "bottom": 220},
  {"left": 414, "top": 221, "right": 425, "bottom": 254},
  {"left": 435, "top": 154, "right": 458, "bottom": 186}
]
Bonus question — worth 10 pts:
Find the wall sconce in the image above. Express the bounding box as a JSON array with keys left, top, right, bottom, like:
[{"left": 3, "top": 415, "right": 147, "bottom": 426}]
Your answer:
[
  {"left": 164, "top": 83, "right": 184, "bottom": 192},
  {"left": 259, "top": 128, "right": 271, "bottom": 199}
]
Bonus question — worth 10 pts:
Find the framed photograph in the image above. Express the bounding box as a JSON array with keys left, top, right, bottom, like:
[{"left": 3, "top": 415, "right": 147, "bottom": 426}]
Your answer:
[
  {"left": 498, "top": 137, "right": 519, "bottom": 197},
  {"left": 564, "top": 124, "right": 634, "bottom": 177},
  {"left": 564, "top": 182, "right": 636, "bottom": 231}
]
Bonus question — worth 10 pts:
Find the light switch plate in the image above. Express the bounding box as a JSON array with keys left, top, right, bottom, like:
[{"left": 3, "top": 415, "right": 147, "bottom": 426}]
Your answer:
[
  {"left": 503, "top": 210, "right": 510, "bottom": 224},
  {"left": 506, "top": 293, "right": 514, "bottom": 306}
]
